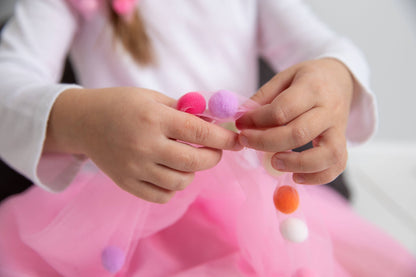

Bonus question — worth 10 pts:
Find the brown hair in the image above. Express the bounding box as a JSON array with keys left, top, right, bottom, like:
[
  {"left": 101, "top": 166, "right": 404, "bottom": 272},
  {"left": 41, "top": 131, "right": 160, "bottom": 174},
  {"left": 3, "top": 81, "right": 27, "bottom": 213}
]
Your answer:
[{"left": 108, "top": 5, "right": 154, "bottom": 65}]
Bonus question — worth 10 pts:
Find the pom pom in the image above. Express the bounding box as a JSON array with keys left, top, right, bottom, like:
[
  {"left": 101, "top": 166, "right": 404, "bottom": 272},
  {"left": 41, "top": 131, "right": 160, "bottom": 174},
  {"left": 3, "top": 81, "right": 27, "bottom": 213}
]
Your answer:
[
  {"left": 273, "top": 185, "right": 299, "bottom": 214},
  {"left": 177, "top": 92, "right": 206, "bottom": 115},
  {"left": 101, "top": 245, "right": 125, "bottom": 273},
  {"left": 208, "top": 89, "right": 239, "bottom": 119},
  {"left": 280, "top": 217, "right": 309, "bottom": 243}
]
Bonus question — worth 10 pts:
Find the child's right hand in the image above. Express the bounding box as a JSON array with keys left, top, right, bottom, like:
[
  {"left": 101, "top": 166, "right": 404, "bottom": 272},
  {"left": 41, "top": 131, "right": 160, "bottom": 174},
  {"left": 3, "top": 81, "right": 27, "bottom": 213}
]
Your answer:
[{"left": 45, "top": 87, "right": 242, "bottom": 203}]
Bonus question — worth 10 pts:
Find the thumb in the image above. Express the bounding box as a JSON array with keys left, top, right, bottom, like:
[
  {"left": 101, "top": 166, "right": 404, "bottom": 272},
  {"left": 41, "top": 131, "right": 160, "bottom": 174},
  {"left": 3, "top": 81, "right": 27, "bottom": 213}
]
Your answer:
[
  {"left": 236, "top": 68, "right": 295, "bottom": 129},
  {"left": 250, "top": 66, "right": 296, "bottom": 105}
]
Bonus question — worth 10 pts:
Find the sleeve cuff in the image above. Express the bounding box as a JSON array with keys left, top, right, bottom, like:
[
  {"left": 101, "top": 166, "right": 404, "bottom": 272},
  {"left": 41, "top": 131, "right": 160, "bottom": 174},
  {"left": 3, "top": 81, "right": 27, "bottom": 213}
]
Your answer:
[
  {"left": 0, "top": 83, "right": 85, "bottom": 192},
  {"left": 316, "top": 37, "right": 378, "bottom": 145}
]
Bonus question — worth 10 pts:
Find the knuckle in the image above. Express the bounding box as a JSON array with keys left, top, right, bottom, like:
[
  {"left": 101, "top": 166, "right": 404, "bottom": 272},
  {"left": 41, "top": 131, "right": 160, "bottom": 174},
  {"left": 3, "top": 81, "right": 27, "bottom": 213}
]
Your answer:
[
  {"left": 187, "top": 119, "right": 209, "bottom": 143},
  {"left": 253, "top": 135, "right": 267, "bottom": 150},
  {"left": 326, "top": 171, "right": 340, "bottom": 184},
  {"left": 329, "top": 146, "right": 345, "bottom": 165},
  {"left": 180, "top": 152, "right": 200, "bottom": 171},
  {"left": 291, "top": 126, "right": 309, "bottom": 146},
  {"left": 272, "top": 107, "right": 288, "bottom": 125},
  {"left": 321, "top": 169, "right": 341, "bottom": 185},
  {"left": 194, "top": 125, "right": 210, "bottom": 143},
  {"left": 135, "top": 142, "right": 154, "bottom": 158},
  {"left": 296, "top": 155, "right": 307, "bottom": 172},
  {"left": 253, "top": 86, "right": 268, "bottom": 102},
  {"left": 171, "top": 174, "right": 192, "bottom": 191},
  {"left": 140, "top": 107, "right": 159, "bottom": 127},
  {"left": 338, "top": 155, "right": 348, "bottom": 172},
  {"left": 223, "top": 133, "right": 236, "bottom": 149},
  {"left": 310, "top": 78, "right": 326, "bottom": 94},
  {"left": 315, "top": 172, "right": 332, "bottom": 185}
]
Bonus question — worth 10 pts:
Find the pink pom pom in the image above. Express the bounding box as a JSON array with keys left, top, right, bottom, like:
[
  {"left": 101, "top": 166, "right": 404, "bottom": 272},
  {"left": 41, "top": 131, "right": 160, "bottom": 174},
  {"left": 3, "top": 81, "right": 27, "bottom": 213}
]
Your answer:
[
  {"left": 208, "top": 90, "right": 239, "bottom": 119},
  {"left": 177, "top": 92, "right": 206, "bottom": 115},
  {"left": 101, "top": 245, "right": 125, "bottom": 273}
]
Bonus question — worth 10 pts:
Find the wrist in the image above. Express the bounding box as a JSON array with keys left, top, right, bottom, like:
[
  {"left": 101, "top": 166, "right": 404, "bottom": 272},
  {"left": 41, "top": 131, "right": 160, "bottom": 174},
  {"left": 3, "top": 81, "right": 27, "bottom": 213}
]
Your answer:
[{"left": 44, "top": 88, "right": 90, "bottom": 155}]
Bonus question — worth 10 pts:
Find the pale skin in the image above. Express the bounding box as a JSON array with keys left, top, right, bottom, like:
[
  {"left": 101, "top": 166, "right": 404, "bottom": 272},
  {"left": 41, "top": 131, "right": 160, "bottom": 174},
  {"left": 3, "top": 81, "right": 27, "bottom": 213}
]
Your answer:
[
  {"left": 237, "top": 58, "right": 355, "bottom": 185},
  {"left": 45, "top": 58, "right": 355, "bottom": 203}
]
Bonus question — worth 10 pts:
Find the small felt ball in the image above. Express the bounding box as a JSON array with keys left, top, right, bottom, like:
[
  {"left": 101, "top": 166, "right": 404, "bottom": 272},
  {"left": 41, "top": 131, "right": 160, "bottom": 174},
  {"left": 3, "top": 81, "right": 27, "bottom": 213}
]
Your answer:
[
  {"left": 292, "top": 267, "right": 317, "bottom": 277},
  {"left": 273, "top": 185, "right": 299, "bottom": 214},
  {"left": 280, "top": 217, "right": 309, "bottom": 243},
  {"left": 208, "top": 89, "right": 239, "bottom": 118},
  {"left": 101, "top": 245, "right": 125, "bottom": 273},
  {"left": 177, "top": 92, "right": 206, "bottom": 114}
]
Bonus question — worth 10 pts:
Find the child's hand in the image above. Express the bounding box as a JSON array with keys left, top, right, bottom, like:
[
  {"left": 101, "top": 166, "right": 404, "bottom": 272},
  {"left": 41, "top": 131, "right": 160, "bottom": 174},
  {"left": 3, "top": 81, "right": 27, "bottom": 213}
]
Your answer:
[
  {"left": 236, "top": 58, "right": 354, "bottom": 185},
  {"left": 46, "top": 87, "right": 242, "bottom": 203}
]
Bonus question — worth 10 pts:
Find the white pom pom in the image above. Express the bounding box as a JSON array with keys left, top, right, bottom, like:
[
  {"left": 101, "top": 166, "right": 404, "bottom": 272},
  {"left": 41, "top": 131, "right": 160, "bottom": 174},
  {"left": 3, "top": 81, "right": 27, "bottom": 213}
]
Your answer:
[{"left": 280, "top": 217, "right": 308, "bottom": 243}]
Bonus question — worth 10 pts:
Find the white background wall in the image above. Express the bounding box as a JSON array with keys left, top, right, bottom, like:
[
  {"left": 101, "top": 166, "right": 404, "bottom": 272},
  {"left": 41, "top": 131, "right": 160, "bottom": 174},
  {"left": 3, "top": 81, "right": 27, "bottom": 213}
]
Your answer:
[
  {"left": 305, "top": 0, "right": 416, "bottom": 256},
  {"left": 307, "top": 0, "right": 416, "bottom": 142}
]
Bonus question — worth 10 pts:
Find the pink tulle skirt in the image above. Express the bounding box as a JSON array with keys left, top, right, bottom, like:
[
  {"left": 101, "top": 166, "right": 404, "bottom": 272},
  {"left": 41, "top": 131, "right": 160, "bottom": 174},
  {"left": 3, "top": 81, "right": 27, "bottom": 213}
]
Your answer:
[{"left": 0, "top": 149, "right": 415, "bottom": 277}]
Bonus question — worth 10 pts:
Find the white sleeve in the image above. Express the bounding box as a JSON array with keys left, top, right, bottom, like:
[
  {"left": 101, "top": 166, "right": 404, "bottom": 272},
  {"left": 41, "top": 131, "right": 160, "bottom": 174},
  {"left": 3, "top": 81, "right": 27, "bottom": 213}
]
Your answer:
[
  {"left": 0, "top": 0, "right": 85, "bottom": 192},
  {"left": 257, "top": 0, "right": 378, "bottom": 145}
]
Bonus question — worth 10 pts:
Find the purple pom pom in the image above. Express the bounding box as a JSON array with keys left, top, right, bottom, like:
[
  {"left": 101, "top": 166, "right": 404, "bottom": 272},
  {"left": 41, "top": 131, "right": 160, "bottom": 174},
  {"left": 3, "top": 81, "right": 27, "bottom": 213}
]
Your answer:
[
  {"left": 208, "top": 90, "right": 239, "bottom": 119},
  {"left": 101, "top": 245, "right": 125, "bottom": 273}
]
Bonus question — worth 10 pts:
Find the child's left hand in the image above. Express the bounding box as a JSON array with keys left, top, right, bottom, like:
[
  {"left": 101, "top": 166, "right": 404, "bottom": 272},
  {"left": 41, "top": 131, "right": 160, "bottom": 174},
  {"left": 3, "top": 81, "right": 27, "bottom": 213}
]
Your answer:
[{"left": 236, "top": 58, "right": 355, "bottom": 185}]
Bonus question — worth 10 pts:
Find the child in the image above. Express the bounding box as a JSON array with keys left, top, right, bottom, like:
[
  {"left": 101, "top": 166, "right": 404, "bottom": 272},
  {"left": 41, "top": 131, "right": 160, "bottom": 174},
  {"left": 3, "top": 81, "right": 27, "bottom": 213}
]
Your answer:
[{"left": 0, "top": 0, "right": 414, "bottom": 276}]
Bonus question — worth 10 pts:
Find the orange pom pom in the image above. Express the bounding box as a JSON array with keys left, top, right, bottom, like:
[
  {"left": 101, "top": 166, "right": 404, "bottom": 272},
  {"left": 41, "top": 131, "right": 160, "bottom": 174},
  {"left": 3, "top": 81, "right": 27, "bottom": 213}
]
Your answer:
[{"left": 273, "top": 185, "right": 299, "bottom": 214}]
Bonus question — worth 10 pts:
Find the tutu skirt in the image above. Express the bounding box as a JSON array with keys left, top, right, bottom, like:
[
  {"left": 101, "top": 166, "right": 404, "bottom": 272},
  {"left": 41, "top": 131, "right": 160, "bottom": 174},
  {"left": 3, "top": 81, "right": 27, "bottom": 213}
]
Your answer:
[{"left": 0, "top": 149, "right": 415, "bottom": 276}]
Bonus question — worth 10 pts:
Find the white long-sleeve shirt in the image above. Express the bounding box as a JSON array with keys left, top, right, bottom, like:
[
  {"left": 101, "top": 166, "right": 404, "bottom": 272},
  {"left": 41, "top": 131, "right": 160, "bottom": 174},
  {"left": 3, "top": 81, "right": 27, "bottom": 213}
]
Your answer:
[{"left": 0, "top": 0, "right": 377, "bottom": 192}]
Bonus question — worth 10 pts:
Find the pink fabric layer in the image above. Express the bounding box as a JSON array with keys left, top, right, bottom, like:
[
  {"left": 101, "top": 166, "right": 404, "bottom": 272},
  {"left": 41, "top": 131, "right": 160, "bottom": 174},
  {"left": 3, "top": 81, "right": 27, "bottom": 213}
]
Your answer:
[{"left": 0, "top": 149, "right": 415, "bottom": 276}]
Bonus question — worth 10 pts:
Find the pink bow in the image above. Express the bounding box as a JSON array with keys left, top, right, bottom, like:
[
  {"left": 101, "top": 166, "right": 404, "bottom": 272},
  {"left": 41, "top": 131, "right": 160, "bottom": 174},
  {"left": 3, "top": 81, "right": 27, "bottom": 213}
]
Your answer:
[{"left": 66, "top": 0, "right": 138, "bottom": 18}]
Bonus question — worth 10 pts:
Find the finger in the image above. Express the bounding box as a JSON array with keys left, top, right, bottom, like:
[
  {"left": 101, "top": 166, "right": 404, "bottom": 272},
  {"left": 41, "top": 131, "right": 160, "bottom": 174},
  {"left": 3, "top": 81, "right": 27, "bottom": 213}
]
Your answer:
[
  {"left": 250, "top": 65, "right": 298, "bottom": 105},
  {"left": 292, "top": 163, "right": 346, "bottom": 185},
  {"left": 157, "top": 139, "right": 223, "bottom": 172},
  {"left": 270, "top": 129, "right": 347, "bottom": 173},
  {"left": 144, "top": 88, "right": 177, "bottom": 108},
  {"left": 119, "top": 178, "right": 176, "bottom": 204},
  {"left": 164, "top": 110, "right": 242, "bottom": 151},
  {"left": 236, "top": 84, "right": 316, "bottom": 129},
  {"left": 142, "top": 164, "right": 195, "bottom": 191},
  {"left": 239, "top": 107, "right": 329, "bottom": 152}
]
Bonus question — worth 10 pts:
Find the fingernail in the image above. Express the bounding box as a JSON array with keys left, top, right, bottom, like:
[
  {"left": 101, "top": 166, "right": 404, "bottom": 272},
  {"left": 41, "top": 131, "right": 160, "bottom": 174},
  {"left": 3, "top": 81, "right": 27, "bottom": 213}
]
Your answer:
[
  {"left": 272, "top": 158, "right": 285, "bottom": 170},
  {"left": 295, "top": 175, "right": 305, "bottom": 184},
  {"left": 239, "top": 135, "right": 249, "bottom": 147}
]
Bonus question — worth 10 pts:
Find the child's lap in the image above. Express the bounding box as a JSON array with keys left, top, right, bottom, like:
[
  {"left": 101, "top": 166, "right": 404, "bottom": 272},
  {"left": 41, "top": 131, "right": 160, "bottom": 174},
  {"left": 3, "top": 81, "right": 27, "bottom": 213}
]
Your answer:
[{"left": 0, "top": 151, "right": 415, "bottom": 276}]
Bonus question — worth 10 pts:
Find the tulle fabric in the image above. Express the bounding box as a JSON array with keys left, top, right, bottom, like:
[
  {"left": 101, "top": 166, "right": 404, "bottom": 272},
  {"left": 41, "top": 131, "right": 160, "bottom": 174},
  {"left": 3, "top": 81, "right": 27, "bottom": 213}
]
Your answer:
[{"left": 0, "top": 149, "right": 415, "bottom": 276}]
